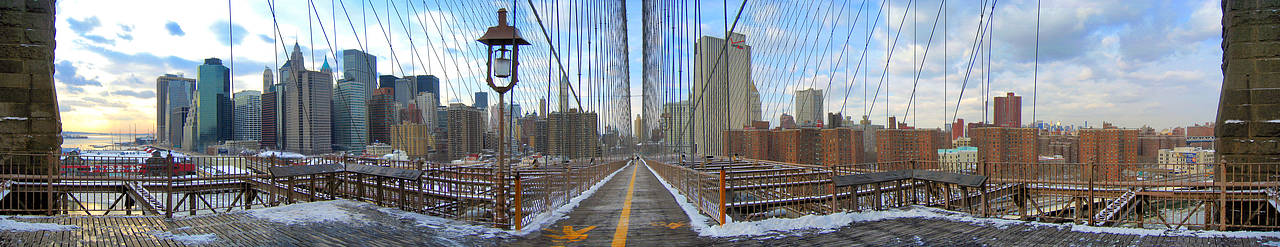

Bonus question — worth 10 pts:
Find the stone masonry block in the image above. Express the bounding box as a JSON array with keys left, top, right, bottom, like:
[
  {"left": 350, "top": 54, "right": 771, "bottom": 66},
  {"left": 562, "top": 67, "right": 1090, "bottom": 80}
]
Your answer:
[
  {"left": 0, "top": 27, "right": 26, "bottom": 44},
  {"left": 28, "top": 71, "right": 50, "bottom": 89},
  {"left": 1222, "top": 89, "right": 1250, "bottom": 106},
  {"left": 1258, "top": 58, "right": 1280, "bottom": 73},
  {"left": 1219, "top": 105, "right": 1250, "bottom": 122},
  {"left": 0, "top": 44, "right": 51, "bottom": 60},
  {"left": 0, "top": 87, "right": 30, "bottom": 102},
  {"left": 27, "top": 103, "right": 55, "bottom": 118},
  {"left": 0, "top": 119, "right": 31, "bottom": 134},
  {"left": 0, "top": 102, "right": 29, "bottom": 117},
  {"left": 24, "top": 0, "right": 53, "bottom": 14},
  {"left": 1250, "top": 88, "right": 1280, "bottom": 105},
  {"left": 24, "top": 59, "right": 48, "bottom": 75},
  {"left": 23, "top": 28, "right": 52, "bottom": 46},
  {"left": 1250, "top": 104, "right": 1280, "bottom": 121},
  {"left": 0, "top": 59, "right": 23, "bottom": 73},
  {"left": 29, "top": 118, "right": 58, "bottom": 133},
  {"left": 1220, "top": 121, "right": 1250, "bottom": 138},
  {"left": 0, "top": 1, "right": 25, "bottom": 11},
  {"left": 27, "top": 88, "right": 53, "bottom": 103},
  {"left": 0, "top": 72, "right": 29, "bottom": 88},
  {"left": 1252, "top": 121, "right": 1280, "bottom": 137}
]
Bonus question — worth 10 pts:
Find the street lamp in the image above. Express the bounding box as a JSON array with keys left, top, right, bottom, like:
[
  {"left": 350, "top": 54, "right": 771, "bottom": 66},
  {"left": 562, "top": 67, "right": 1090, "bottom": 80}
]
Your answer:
[{"left": 477, "top": 8, "right": 528, "bottom": 229}]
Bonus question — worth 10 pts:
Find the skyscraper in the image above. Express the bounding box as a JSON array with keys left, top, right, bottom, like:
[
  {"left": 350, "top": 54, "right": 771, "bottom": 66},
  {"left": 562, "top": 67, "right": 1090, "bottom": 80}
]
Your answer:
[
  {"left": 332, "top": 78, "right": 368, "bottom": 152},
  {"left": 994, "top": 92, "right": 1022, "bottom": 128},
  {"left": 795, "top": 88, "right": 823, "bottom": 127},
  {"left": 280, "top": 44, "right": 334, "bottom": 154},
  {"left": 559, "top": 75, "right": 571, "bottom": 112},
  {"left": 262, "top": 67, "right": 273, "bottom": 92},
  {"left": 394, "top": 77, "right": 415, "bottom": 107},
  {"left": 447, "top": 103, "right": 484, "bottom": 160},
  {"left": 413, "top": 92, "right": 437, "bottom": 129},
  {"left": 414, "top": 75, "right": 439, "bottom": 103},
  {"left": 233, "top": 90, "right": 262, "bottom": 141},
  {"left": 474, "top": 92, "right": 489, "bottom": 110},
  {"left": 156, "top": 74, "right": 195, "bottom": 147},
  {"left": 369, "top": 88, "right": 395, "bottom": 144},
  {"left": 260, "top": 91, "right": 278, "bottom": 149},
  {"left": 660, "top": 101, "right": 692, "bottom": 153},
  {"left": 261, "top": 67, "right": 278, "bottom": 149},
  {"left": 691, "top": 32, "right": 760, "bottom": 156},
  {"left": 549, "top": 109, "right": 599, "bottom": 159},
  {"left": 341, "top": 49, "right": 376, "bottom": 100},
  {"left": 192, "top": 58, "right": 232, "bottom": 152}
]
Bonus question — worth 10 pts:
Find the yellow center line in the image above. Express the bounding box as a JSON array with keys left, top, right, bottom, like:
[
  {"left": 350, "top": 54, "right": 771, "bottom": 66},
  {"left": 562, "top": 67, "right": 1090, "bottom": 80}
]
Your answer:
[{"left": 611, "top": 162, "right": 639, "bottom": 247}]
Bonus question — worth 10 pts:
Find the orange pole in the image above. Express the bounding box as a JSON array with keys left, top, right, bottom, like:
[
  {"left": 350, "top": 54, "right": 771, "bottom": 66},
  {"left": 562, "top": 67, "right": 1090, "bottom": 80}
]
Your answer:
[
  {"left": 514, "top": 172, "right": 523, "bottom": 230},
  {"left": 718, "top": 167, "right": 726, "bottom": 224}
]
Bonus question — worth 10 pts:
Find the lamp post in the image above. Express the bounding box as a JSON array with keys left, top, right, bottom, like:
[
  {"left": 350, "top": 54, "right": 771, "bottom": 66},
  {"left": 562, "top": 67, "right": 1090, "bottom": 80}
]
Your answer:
[{"left": 477, "top": 8, "right": 529, "bottom": 229}]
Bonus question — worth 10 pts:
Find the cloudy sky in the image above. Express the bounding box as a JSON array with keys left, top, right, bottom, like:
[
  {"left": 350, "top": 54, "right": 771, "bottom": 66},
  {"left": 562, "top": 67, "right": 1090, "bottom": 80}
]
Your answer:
[
  {"left": 648, "top": 0, "right": 1223, "bottom": 131},
  {"left": 53, "top": 0, "right": 1222, "bottom": 134}
]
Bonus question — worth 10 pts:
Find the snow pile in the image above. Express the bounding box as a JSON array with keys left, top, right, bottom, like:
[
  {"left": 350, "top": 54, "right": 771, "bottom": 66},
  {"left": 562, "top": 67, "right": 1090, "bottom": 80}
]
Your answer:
[
  {"left": 149, "top": 230, "right": 218, "bottom": 245},
  {"left": 642, "top": 159, "right": 1280, "bottom": 241},
  {"left": 248, "top": 199, "right": 368, "bottom": 225},
  {"left": 255, "top": 151, "right": 305, "bottom": 159},
  {"left": 205, "top": 165, "right": 253, "bottom": 175},
  {"left": 0, "top": 217, "right": 78, "bottom": 232},
  {"left": 513, "top": 160, "right": 631, "bottom": 236},
  {"left": 1, "top": 117, "right": 28, "bottom": 121},
  {"left": 378, "top": 207, "right": 512, "bottom": 239}
]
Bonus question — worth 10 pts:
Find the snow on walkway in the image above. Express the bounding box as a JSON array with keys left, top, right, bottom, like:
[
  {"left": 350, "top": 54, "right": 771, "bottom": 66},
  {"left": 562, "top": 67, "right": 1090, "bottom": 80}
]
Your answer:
[
  {"left": 0, "top": 217, "right": 78, "bottom": 232},
  {"left": 148, "top": 230, "right": 218, "bottom": 245},
  {"left": 641, "top": 159, "right": 1280, "bottom": 240},
  {"left": 247, "top": 199, "right": 370, "bottom": 225}
]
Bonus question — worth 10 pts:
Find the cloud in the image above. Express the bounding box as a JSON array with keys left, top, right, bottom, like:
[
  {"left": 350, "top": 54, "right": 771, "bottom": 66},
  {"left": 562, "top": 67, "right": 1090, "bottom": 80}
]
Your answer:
[
  {"left": 165, "top": 21, "right": 185, "bottom": 36},
  {"left": 210, "top": 20, "right": 247, "bottom": 46},
  {"left": 81, "top": 44, "right": 200, "bottom": 72},
  {"left": 258, "top": 34, "right": 274, "bottom": 44},
  {"left": 117, "top": 33, "right": 132, "bottom": 41},
  {"left": 54, "top": 61, "right": 102, "bottom": 87},
  {"left": 112, "top": 90, "right": 155, "bottom": 98},
  {"left": 118, "top": 24, "right": 134, "bottom": 32},
  {"left": 67, "top": 16, "right": 100, "bottom": 33},
  {"left": 82, "top": 34, "right": 114, "bottom": 44}
]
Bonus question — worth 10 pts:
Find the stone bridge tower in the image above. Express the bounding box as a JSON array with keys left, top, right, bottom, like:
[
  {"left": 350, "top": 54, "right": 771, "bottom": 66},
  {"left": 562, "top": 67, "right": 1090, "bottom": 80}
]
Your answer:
[{"left": 0, "top": 0, "right": 60, "bottom": 175}]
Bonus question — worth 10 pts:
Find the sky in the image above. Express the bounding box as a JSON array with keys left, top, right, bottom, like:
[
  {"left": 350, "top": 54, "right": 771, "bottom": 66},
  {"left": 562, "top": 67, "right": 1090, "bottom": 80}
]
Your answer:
[
  {"left": 644, "top": 0, "right": 1224, "bottom": 131},
  {"left": 52, "top": 0, "right": 1223, "bottom": 134}
]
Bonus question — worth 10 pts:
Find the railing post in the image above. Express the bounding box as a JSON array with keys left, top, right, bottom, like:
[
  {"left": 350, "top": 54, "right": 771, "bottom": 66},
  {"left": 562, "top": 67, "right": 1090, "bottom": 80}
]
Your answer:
[
  {"left": 165, "top": 154, "right": 174, "bottom": 218},
  {"left": 514, "top": 171, "right": 523, "bottom": 230},
  {"left": 718, "top": 166, "right": 726, "bottom": 224},
  {"left": 1217, "top": 161, "right": 1227, "bottom": 231},
  {"left": 46, "top": 154, "right": 55, "bottom": 216},
  {"left": 1087, "top": 162, "right": 1095, "bottom": 226},
  {"left": 828, "top": 168, "right": 836, "bottom": 213}
]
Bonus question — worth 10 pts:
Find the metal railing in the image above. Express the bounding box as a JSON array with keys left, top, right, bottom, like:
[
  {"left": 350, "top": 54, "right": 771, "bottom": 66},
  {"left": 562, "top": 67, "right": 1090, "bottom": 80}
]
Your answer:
[
  {"left": 0, "top": 152, "right": 630, "bottom": 230},
  {"left": 644, "top": 156, "right": 1280, "bottom": 231}
]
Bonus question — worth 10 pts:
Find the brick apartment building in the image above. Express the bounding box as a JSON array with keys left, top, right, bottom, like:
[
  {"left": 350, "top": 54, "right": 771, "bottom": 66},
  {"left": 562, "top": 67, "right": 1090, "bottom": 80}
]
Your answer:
[
  {"left": 1037, "top": 134, "right": 1079, "bottom": 163},
  {"left": 722, "top": 127, "right": 863, "bottom": 165},
  {"left": 970, "top": 127, "right": 1038, "bottom": 177},
  {"left": 1078, "top": 128, "right": 1140, "bottom": 180},
  {"left": 970, "top": 127, "right": 1039, "bottom": 163},
  {"left": 1138, "top": 134, "right": 1185, "bottom": 163},
  {"left": 876, "top": 129, "right": 944, "bottom": 168},
  {"left": 723, "top": 129, "right": 772, "bottom": 160},
  {"left": 770, "top": 128, "right": 821, "bottom": 164},
  {"left": 820, "top": 128, "right": 862, "bottom": 166}
]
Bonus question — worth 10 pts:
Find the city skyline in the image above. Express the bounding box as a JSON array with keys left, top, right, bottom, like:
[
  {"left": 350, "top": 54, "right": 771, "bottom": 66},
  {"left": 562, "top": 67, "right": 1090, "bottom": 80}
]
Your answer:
[{"left": 54, "top": 0, "right": 1222, "bottom": 135}]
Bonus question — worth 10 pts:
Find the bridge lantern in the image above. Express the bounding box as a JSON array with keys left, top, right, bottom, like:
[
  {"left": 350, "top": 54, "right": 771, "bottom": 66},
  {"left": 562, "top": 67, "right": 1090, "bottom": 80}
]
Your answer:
[
  {"left": 476, "top": 7, "right": 529, "bottom": 229},
  {"left": 476, "top": 8, "right": 529, "bottom": 93}
]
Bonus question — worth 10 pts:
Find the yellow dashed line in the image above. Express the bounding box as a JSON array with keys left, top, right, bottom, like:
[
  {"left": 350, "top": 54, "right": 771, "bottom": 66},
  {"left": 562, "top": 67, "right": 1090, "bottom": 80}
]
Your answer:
[{"left": 610, "top": 163, "right": 639, "bottom": 247}]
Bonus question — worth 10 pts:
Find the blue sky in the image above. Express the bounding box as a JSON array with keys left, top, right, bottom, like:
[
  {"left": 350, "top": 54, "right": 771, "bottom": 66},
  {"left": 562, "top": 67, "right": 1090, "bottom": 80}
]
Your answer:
[{"left": 52, "top": 0, "right": 1222, "bottom": 133}]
